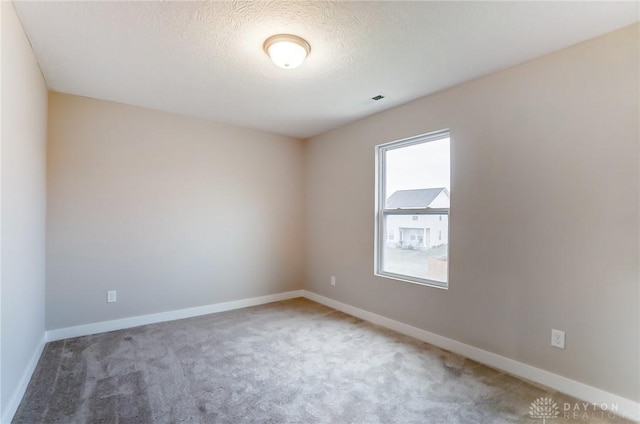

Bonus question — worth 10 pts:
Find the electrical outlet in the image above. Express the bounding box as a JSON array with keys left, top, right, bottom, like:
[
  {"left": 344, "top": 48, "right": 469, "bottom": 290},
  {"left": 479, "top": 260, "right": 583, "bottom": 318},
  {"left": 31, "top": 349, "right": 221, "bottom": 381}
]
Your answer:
[
  {"left": 551, "top": 329, "right": 565, "bottom": 349},
  {"left": 331, "top": 276, "right": 336, "bottom": 286},
  {"left": 107, "top": 290, "right": 117, "bottom": 303}
]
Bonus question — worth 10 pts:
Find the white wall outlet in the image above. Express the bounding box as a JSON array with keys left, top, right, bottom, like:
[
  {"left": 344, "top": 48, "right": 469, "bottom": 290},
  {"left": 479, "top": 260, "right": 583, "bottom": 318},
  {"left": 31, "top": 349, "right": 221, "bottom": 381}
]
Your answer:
[
  {"left": 331, "top": 276, "right": 336, "bottom": 286},
  {"left": 551, "top": 329, "right": 565, "bottom": 349},
  {"left": 107, "top": 290, "right": 117, "bottom": 303}
]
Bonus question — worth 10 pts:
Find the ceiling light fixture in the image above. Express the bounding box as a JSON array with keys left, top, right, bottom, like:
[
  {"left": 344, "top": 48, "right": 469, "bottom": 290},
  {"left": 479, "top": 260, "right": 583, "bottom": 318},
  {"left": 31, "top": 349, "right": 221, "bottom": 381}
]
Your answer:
[{"left": 263, "top": 34, "right": 310, "bottom": 69}]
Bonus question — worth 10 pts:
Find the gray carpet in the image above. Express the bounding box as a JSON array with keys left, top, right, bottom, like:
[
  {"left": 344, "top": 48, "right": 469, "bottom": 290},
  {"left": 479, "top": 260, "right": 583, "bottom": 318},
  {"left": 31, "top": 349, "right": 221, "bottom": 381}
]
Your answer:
[{"left": 13, "top": 298, "right": 632, "bottom": 423}]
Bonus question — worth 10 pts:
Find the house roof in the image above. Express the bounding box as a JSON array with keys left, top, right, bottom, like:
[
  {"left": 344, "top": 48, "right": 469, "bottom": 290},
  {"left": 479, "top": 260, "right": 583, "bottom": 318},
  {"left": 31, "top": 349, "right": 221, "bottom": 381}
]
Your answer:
[{"left": 386, "top": 188, "right": 449, "bottom": 209}]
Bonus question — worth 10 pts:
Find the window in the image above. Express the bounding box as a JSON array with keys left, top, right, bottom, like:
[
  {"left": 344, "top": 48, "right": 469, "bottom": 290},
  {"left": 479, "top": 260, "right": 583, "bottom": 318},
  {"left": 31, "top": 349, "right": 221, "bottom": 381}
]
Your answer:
[{"left": 375, "top": 130, "right": 450, "bottom": 288}]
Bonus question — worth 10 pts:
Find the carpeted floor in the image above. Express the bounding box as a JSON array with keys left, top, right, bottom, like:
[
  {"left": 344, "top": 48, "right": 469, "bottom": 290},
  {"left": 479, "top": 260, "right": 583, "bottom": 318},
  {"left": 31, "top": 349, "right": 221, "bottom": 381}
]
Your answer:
[{"left": 13, "top": 298, "right": 632, "bottom": 423}]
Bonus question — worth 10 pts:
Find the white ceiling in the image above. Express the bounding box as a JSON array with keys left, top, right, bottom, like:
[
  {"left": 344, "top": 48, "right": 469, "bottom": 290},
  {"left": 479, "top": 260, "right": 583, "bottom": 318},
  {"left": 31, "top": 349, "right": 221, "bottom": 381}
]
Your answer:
[{"left": 14, "top": 1, "right": 639, "bottom": 139}]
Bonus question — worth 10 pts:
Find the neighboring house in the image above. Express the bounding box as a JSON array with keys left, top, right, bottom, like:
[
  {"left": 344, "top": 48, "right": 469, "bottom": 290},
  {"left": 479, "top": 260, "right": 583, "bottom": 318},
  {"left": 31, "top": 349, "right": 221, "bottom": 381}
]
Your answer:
[{"left": 385, "top": 188, "right": 449, "bottom": 249}]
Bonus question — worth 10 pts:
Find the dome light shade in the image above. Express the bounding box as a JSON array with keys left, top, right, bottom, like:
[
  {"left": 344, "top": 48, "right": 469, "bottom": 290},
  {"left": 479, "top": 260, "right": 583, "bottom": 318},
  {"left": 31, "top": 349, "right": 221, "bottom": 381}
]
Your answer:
[{"left": 264, "top": 34, "right": 310, "bottom": 69}]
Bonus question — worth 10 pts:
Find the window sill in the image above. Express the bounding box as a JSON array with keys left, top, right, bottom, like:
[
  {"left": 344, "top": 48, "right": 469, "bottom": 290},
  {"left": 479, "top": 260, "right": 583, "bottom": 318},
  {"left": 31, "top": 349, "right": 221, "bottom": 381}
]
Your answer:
[{"left": 374, "top": 271, "right": 449, "bottom": 290}]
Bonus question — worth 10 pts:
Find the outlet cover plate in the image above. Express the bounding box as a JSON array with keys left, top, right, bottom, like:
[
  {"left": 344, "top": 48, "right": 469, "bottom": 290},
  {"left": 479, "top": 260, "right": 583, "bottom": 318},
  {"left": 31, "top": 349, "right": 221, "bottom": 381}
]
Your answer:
[
  {"left": 551, "top": 329, "right": 565, "bottom": 349},
  {"left": 107, "top": 290, "right": 117, "bottom": 303}
]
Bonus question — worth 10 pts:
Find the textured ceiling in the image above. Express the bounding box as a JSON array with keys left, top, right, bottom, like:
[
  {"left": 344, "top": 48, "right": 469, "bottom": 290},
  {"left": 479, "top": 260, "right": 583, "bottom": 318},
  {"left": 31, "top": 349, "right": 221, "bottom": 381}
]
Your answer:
[{"left": 14, "top": 1, "right": 639, "bottom": 138}]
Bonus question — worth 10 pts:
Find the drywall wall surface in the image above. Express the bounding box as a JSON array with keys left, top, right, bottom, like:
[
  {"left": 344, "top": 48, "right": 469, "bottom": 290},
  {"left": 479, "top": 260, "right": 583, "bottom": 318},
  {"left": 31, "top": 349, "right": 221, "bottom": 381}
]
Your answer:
[
  {"left": 1, "top": 1, "right": 48, "bottom": 419},
  {"left": 47, "top": 93, "right": 305, "bottom": 330},
  {"left": 305, "top": 24, "right": 639, "bottom": 401}
]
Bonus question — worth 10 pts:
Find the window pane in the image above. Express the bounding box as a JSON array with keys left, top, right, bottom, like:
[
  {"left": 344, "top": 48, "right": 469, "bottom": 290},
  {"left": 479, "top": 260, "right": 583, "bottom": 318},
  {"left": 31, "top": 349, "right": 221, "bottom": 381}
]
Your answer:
[
  {"left": 383, "top": 213, "right": 448, "bottom": 283},
  {"left": 385, "top": 137, "right": 450, "bottom": 208}
]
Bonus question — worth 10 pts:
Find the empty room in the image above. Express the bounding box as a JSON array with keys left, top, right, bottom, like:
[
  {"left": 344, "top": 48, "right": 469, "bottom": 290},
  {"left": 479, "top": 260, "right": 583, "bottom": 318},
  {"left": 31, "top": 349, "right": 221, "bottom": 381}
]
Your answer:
[{"left": 1, "top": 1, "right": 639, "bottom": 423}]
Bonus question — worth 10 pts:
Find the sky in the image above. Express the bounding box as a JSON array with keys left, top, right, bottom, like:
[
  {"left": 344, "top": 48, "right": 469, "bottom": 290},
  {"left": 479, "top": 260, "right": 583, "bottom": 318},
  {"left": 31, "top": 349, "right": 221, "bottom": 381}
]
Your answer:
[{"left": 385, "top": 138, "right": 450, "bottom": 199}]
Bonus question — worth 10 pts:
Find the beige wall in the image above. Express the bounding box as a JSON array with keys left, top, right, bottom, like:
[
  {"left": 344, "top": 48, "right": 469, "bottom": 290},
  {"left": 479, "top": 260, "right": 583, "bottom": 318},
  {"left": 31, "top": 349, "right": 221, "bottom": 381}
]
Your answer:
[
  {"left": 1, "top": 1, "right": 48, "bottom": 419},
  {"left": 305, "top": 24, "right": 639, "bottom": 402},
  {"left": 46, "top": 93, "right": 305, "bottom": 330}
]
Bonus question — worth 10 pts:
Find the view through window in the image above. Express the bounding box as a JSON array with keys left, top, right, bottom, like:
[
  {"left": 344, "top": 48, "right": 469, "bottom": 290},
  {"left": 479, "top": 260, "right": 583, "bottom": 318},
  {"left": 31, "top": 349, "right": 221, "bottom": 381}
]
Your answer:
[{"left": 376, "top": 130, "right": 450, "bottom": 288}]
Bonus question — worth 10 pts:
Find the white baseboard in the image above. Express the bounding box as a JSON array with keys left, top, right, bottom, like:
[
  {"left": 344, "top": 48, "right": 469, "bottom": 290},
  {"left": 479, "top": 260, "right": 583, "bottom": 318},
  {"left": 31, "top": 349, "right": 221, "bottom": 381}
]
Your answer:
[
  {"left": 46, "top": 290, "right": 304, "bottom": 342},
  {"left": 1, "top": 334, "right": 46, "bottom": 424},
  {"left": 302, "top": 290, "right": 640, "bottom": 423}
]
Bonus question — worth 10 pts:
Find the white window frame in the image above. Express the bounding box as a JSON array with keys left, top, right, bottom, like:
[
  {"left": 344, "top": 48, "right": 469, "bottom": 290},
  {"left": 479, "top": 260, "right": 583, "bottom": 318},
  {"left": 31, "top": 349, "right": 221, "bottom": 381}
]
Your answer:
[{"left": 374, "top": 129, "right": 450, "bottom": 289}]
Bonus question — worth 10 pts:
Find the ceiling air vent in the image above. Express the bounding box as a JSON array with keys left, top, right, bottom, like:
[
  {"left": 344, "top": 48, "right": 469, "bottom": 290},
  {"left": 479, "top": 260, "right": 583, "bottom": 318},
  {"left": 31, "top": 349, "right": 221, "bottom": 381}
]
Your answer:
[{"left": 372, "top": 95, "right": 385, "bottom": 101}]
